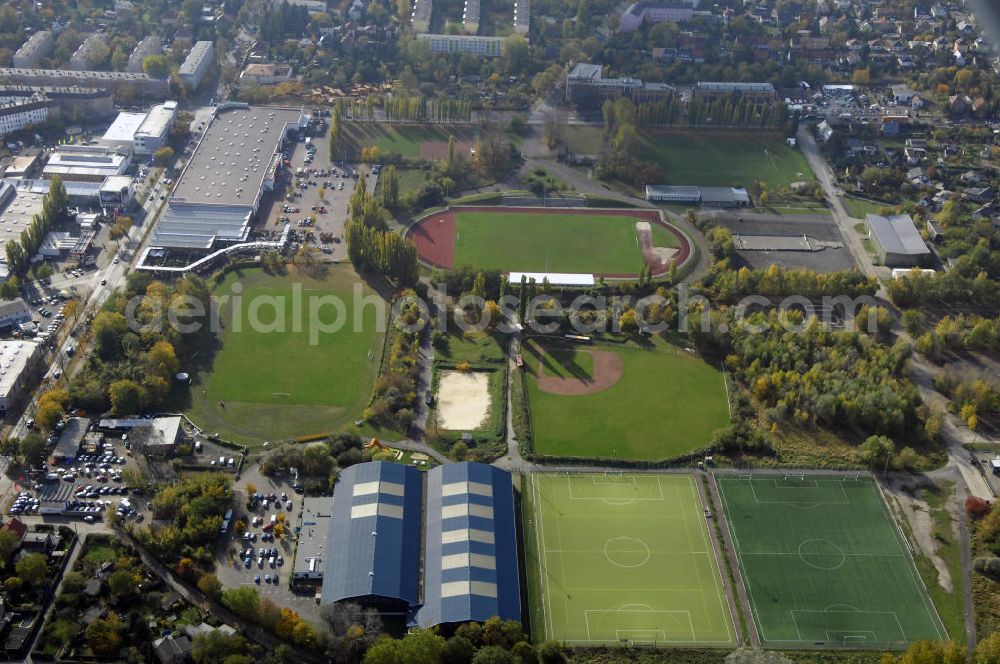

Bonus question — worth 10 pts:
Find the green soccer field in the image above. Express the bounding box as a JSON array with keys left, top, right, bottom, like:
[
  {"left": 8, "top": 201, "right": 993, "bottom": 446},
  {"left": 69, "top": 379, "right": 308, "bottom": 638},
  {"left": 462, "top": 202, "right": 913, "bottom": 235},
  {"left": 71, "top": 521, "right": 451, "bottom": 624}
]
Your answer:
[
  {"left": 526, "top": 473, "right": 735, "bottom": 647},
  {"left": 716, "top": 475, "right": 947, "bottom": 649},
  {"left": 178, "top": 266, "right": 385, "bottom": 445},
  {"left": 453, "top": 212, "right": 649, "bottom": 274},
  {"left": 523, "top": 339, "right": 730, "bottom": 460}
]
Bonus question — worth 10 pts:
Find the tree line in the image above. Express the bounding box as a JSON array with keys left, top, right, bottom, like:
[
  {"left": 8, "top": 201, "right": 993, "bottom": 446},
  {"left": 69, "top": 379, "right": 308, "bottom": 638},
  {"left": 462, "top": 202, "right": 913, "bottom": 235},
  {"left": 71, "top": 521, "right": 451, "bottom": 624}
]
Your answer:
[
  {"left": 380, "top": 93, "right": 473, "bottom": 123},
  {"left": 687, "top": 94, "right": 788, "bottom": 128},
  {"left": 4, "top": 176, "right": 68, "bottom": 278},
  {"left": 344, "top": 176, "right": 419, "bottom": 286}
]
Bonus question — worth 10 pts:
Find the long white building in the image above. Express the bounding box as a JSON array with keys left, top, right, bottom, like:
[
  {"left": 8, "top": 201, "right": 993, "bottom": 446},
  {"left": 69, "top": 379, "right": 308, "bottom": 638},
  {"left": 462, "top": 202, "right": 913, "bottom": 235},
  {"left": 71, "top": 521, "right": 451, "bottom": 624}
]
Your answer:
[
  {"left": 417, "top": 33, "right": 504, "bottom": 56},
  {"left": 178, "top": 41, "right": 215, "bottom": 89},
  {"left": 13, "top": 31, "right": 55, "bottom": 69},
  {"left": 134, "top": 101, "right": 177, "bottom": 156}
]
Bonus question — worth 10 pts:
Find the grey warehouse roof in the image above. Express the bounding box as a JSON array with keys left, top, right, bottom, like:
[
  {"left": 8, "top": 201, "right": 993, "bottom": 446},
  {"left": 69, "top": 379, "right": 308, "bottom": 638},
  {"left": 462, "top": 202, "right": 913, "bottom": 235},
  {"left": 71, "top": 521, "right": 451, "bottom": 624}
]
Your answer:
[
  {"left": 866, "top": 214, "right": 930, "bottom": 256},
  {"left": 418, "top": 463, "right": 521, "bottom": 627},
  {"left": 321, "top": 462, "right": 423, "bottom": 607}
]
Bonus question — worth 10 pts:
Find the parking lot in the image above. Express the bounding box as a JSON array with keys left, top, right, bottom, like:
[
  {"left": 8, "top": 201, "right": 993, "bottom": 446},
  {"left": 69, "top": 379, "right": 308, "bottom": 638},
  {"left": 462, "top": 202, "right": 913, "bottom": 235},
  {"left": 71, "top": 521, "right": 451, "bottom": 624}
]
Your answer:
[
  {"left": 213, "top": 463, "right": 320, "bottom": 621},
  {"left": 256, "top": 123, "right": 378, "bottom": 262}
]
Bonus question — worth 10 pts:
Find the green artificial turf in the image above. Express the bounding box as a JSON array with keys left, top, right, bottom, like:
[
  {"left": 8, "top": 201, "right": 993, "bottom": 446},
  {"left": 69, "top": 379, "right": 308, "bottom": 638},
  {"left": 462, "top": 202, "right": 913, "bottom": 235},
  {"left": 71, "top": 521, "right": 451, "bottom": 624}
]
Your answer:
[{"left": 716, "top": 475, "right": 947, "bottom": 650}]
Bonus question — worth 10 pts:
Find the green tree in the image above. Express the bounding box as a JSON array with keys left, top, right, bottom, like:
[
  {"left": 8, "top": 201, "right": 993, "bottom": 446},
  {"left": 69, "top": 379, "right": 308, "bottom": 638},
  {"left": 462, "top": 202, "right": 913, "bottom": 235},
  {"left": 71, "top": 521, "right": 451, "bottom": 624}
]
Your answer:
[
  {"left": 197, "top": 573, "right": 223, "bottom": 600},
  {"left": 109, "top": 379, "right": 143, "bottom": 416},
  {"left": 111, "top": 45, "right": 128, "bottom": 71},
  {"left": 154, "top": 146, "right": 175, "bottom": 166},
  {"left": 441, "top": 635, "right": 474, "bottom": 664},
  {"left": 536, "top": 641, "right": 567, "bottom": 664},
  {"left": 976, "top": 631, "right": 1000, "bottom": 663},
  {"left": 15, "top": 553, "right": 48, "bottom": 585},
  {"left": 858, "top": 435, "right": 895, "bottom": 471},
  {"left": 107, "top": 570, "right": 136, "bottom": 597},
  {"left": 222, "top": 586, "right": 261, "bottom": 620},
  {"left": 86, "top": 613, "right": 124, "bottom": 657},
  {"left": 0, "top": 530, "right": 21, "bottom": 567},
  {"left": 192, "top": 631, "right": 249, "bottom": 663},
  {"left": 19, "top": 433, "right": 47, "bottom": 467},
  {"left": 471, "top": 646, "right": 515, "bottom": 664}
]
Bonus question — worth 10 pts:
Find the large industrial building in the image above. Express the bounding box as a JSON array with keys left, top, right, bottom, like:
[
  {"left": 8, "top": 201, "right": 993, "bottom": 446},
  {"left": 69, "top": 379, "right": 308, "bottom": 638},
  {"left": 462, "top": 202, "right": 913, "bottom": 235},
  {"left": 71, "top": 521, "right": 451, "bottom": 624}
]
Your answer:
[
  {"left": 150, "top": 104, "right": 306, "bottom": 250},
  {"left": 99, "top": 112, "right": 148, "bottom": 151},
  {"left": 866, "top": 213, "right": 931, "bottom": 267},
  {"left": 320, "top": 461, "right": 521, "bottom": 627}
]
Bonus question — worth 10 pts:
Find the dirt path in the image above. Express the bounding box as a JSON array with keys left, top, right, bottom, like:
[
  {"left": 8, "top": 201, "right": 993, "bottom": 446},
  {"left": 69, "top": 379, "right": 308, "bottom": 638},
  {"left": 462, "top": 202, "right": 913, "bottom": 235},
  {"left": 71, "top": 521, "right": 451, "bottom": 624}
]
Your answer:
[{"left": 883, "top": 476, "right": 953, "bottom": 593}]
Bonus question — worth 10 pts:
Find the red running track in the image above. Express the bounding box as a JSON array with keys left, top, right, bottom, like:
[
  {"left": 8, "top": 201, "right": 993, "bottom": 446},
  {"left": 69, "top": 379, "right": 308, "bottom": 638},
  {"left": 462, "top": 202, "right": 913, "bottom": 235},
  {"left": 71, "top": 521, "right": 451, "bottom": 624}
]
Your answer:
[{"left": 406, "top": 206, "right": 691, "bottom": 279}]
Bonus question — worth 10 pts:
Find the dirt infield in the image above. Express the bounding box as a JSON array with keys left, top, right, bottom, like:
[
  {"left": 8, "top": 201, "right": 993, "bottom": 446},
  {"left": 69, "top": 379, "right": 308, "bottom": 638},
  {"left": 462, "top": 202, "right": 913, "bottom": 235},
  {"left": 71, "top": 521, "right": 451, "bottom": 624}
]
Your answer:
[
  {"left": 407, "top": 206, "right": 691, "bottom": 279},
  {"left": 536, "top": 348, "right": 624, "bottom": 395},
  {"left": 421, "top": 139, "right": 474, "bottom": 161}
]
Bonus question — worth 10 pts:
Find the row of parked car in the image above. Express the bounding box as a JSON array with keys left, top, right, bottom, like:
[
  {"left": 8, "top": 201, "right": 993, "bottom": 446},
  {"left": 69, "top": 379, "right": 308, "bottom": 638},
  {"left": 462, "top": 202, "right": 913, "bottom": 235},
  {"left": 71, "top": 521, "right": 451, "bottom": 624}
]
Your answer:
[
  {"left": 241, "top": 545, "right": 285, "bottom": 570},
  {"left": 10, "top": 493, "right": 39, "bottom": 514}
]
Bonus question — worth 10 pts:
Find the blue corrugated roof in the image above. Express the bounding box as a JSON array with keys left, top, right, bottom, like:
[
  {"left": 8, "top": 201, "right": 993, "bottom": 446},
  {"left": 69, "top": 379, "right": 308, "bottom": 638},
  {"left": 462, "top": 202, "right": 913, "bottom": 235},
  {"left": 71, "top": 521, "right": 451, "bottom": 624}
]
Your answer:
[
  {"left": 320, "top": 462, "right": 423, "bottom": 607},
  {"left": 417, "top": 462, "right": 521, "bottom": 627}
]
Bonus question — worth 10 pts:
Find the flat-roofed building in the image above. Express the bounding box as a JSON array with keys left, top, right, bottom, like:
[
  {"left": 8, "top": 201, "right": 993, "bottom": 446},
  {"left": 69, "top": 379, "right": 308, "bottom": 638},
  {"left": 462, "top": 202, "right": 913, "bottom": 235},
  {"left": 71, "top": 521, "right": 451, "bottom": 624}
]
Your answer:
[
  {"left": 0, "top": 69, "right": 169, "bottom": 97},
  {"left": 99, "top": 175, "right": 134, "bottom": 212},
  {"left": 0, "top": 85, "right": 114, "bottom": 118},
  {"left": 178, "top": 41, "right": 215, "bottom": 89},
  {"left": 70, "top": 34, "right": 108, "bottom": 71},
  {"left": 134, "top": 101, "right": 177, "bottom": 156},
  {"left": 866, "top": 213, "right": 931, "bottom": 267},
  {"left": 294, "top": 497, "right": 332, "bottom": 582},
  {"left": 513, "top": 0, "right": 530, "bottom": 34},
  {"left": 0, "top": 94, "right": 49, "bottom": 138},
  {"left": 52, "top": 417, "right": 89, "bottom": 464},
  {"left": 3, "top": 155, "right": 40, "bottom": 179},
  {"left": 566, "top": 63, "right": 673, "bottom": 109},
  {"left": 43, "top": 145, "right": 130, "bottom": 182},
  {"left": 411, "top": 0, "right": 433, "bottom": 32},
  {"left": 151, "top": 104, "right": 306, "bottom": 250},
  {"left": 100, "top": 111, "right": 147, "bottom": 151},
  {"left": 419, "top": 463, "right": 520, "bottom": 627},
  {"left": 127, "top": 35, "right": 162, "bottom": 73},
  {"left": 239, "top": 64, "right": 294, "bottom": 85},
  {"left": 0, "top": 339, "right": 42, "bottom": 412},
  {"left": 620, "top": 1, "right": 698, "bottom": 32},
  {"left": 13, "top": 32, "right": 54, "bottom": 69},
  {"left": 645, "top": 184, "right": 701, "bottom": 203},
  {"left": 417, "top": 34, "right": 505, "bottom": 56},
  {"left": 463, "top": 0, "right": 481, "bottom": 34},
  {"left": 321, "top": 462, "right": 423, "bottom": 611},
  {"left": 693, "top": 81, "right": 777, "bottom": 100}
]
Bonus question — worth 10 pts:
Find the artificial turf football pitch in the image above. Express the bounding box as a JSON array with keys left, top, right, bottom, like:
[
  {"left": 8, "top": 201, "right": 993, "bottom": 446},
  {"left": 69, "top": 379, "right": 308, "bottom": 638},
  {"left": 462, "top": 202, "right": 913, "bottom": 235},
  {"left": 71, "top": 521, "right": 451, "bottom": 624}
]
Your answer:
[
  {"left": 527, "top": 473, "right": 736, "bottom": 647},
  {"left": 716, "top": 475, "right": 946, "bottom": 649}
]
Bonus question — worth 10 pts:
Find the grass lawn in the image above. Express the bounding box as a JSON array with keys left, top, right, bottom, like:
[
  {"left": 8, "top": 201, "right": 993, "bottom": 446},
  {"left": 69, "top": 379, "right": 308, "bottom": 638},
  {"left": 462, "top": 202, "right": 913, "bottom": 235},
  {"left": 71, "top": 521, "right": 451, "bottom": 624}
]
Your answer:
[
  {"left": 638, "top": 132, "right": 814, "bottom": 190},
  {"left": 177, "top": 265, "right": 385, "bottom": 445},
  {"left": 435, "top": 330, "right": 506, "bottom": 366},
  {"left": 523, "top": 338, "right": 730, "bottom": 460},
  {"left": 341, "top": 123, "right": 477, "bottom": 160},
  {"left": 526, "top": 473, "right": 735, "bottom": 646},
  {"left": 453, "top": 211, "right": 649, "bottom": 274},
  {"left": 397, "top": 167, "right": 432, "bottom": 194},
  {"left": 650, "top": 222, "right": 681, "bottom": 248},
  {"left": 717, "top": 476, "right": 947, "bottom": 649},
  {"left": 844, "top": 196, "right": 896, "bottom": 219},
  {"left": 542, "top": 347, "right": 594, "bottom": 378},
  {"left": 562, "top": 128, "right": 814, "bottom": 190},
  {"left": 84, "top": 545, "right": 116, "bottom": 564}
]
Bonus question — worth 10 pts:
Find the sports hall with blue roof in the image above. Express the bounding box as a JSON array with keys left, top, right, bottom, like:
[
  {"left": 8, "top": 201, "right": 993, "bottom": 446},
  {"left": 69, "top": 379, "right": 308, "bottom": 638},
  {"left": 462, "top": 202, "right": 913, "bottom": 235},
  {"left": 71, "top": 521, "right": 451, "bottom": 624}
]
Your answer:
[{"left": 318, "top": 461, "right": 521, "bottom": 626}]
